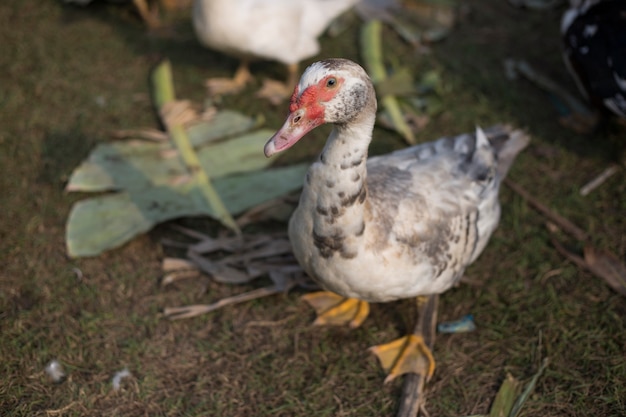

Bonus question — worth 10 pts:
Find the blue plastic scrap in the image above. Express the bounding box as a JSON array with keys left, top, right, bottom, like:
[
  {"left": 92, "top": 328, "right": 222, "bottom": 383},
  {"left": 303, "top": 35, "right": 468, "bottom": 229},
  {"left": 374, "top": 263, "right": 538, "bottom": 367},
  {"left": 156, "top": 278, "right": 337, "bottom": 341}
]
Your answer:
[{"left": 437, "top": 314, "right": 476, "bottom": 333}]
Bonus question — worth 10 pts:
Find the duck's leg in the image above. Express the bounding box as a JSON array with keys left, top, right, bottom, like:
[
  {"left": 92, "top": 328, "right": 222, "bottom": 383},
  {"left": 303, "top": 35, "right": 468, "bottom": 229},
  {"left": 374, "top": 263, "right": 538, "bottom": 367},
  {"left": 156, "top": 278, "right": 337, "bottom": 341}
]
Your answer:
[
  {"left": 205, "top": 59, "right": 252, "bottom": 96},
  {"left": 256, "top": 63, "right": 299, "bottom": 105},
  {"left": 132, "top": 0, "right": 161, "bottom": 29},
  {"left": 370, "top": 295, "right": 438, "bottom": 385},
  {"left": 301, "top": 291, "right": 370, "bottom": 329}
]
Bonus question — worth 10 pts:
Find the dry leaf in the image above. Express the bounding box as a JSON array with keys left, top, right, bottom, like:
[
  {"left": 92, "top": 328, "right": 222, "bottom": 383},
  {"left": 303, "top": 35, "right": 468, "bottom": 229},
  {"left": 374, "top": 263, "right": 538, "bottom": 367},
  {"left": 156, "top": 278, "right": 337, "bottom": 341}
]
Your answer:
[
  {"left": 162, "top": 229, "right": 313, "bottom": 319},
  {"left": 550, "top": 234, "right": 626, "bottom": 298},
  {"left": 162, "top": 257, "right": 198, "bottom": 272},
  {"left": 187, "top": 250, "right": 253, "bottom": 284},
  {"left": 583, "top": 246, "right": 626, "bottom": 296}
]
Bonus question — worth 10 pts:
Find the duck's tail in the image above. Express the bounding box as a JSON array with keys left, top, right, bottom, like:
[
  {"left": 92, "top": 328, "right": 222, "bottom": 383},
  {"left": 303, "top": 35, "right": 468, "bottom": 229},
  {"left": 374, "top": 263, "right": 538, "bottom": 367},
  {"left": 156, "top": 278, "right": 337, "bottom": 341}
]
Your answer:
[{"left": 483, "top": 125, "right": 531, "bottom": 179}]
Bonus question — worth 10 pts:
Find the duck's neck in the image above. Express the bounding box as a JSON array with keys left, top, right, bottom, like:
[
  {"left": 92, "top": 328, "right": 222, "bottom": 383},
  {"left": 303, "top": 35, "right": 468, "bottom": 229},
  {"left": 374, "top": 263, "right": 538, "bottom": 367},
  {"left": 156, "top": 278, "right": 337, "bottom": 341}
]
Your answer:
[{"left": 309, "top": 110, "right": 375, "bottom": 256}]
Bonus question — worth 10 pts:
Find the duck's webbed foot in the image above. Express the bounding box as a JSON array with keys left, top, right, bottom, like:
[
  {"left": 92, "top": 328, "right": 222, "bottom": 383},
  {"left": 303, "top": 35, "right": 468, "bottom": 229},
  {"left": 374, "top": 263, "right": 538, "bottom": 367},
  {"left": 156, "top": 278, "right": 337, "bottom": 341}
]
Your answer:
[{"left": 301, "top": 291, "right": 370, "bottom": 329}]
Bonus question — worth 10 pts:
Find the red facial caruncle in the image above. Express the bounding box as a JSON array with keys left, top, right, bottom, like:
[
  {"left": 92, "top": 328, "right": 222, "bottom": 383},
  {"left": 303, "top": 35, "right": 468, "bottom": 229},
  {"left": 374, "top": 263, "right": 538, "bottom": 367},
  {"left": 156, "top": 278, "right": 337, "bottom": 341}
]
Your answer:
[
  {"left": 290, "top": 74, "right": 344, "bottom": 118},
  {"left": 264, "top": 74, "right": 344, "bottom": 157}
]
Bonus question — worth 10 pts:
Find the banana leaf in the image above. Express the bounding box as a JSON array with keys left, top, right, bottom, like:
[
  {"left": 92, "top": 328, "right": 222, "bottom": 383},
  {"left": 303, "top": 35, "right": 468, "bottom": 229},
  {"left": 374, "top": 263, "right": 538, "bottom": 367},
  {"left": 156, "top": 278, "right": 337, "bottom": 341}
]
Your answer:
[{"left": 66, "top": 164, "right": 308, "bottom": 257}]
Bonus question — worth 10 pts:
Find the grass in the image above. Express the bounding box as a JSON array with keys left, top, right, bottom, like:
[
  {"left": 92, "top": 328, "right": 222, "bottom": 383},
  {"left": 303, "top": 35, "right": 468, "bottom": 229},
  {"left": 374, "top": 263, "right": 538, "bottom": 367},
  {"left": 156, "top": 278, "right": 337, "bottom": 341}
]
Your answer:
[{"left": 1, "top": 0, "right": 625, "bottom": 416}]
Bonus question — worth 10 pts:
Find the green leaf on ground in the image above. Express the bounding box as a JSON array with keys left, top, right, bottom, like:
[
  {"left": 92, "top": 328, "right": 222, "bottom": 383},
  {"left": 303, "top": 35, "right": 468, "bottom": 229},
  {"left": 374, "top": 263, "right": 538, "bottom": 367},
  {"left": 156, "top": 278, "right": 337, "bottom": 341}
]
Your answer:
[
  {"left": 66, "top": 59, "right": 307, "bottom": 257},
  {"left": 489, "top": 373, "right": 520, "bottom": 417},
  {"left": 66, "top": 128, "right": 279, "bottom": 192},
  {"left": 66, "top": 164, "right": 308, "bottom": 257}
]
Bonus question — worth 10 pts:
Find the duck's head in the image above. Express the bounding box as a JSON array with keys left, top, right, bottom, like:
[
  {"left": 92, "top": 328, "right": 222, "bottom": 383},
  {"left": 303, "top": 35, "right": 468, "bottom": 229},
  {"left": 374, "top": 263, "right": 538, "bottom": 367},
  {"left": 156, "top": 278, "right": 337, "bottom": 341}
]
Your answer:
[{"left": 264, "top": 59, "right": 374, "bottom": 157}]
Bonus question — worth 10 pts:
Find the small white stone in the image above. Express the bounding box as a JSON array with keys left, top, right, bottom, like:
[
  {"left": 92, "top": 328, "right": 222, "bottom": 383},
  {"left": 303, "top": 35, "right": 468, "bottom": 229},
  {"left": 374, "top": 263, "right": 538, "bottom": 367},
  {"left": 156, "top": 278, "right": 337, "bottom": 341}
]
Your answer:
[
  {"left": 45, "top": 360, "right": 66, "bottom": 383},
  {"left": 112, "top": 368, "right": 132, "bottom": 391}
]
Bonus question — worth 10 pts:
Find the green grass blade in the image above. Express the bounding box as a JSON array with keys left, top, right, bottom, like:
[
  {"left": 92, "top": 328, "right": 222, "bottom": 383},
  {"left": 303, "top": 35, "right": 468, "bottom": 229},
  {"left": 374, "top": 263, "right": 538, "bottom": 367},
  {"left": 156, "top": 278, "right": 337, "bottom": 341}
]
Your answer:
[
  {"left": 489, "top": 373, "right": 520, "bottom": 417},
  {"left": 168, "top": 124, "right": 241, "bottom": 235},
  {"left": 152, "top": 59, "right": 176, "bottom": 108},
  {"left": 509, "top": 359, "right": 549, "bottom": 417},
  {"left": 151, "top": 60, "right": 241, "bottom": 235},
  {"left": 360, "top": 20, "right": 416, "bottom": 144}
]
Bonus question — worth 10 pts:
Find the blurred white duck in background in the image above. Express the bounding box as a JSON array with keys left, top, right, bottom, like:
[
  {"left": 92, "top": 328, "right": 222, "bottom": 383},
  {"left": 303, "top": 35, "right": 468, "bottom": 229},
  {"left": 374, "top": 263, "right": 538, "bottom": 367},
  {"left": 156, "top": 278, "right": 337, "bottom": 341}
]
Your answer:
[
  {"left": 561, "top": 0, "right": 626, "bottom": 121},
  {"left": 192, "top": 0, "right": 359, "bottom": 103},
  {"left": 264, "top": 59, "right": 529, "bottom": 383}
]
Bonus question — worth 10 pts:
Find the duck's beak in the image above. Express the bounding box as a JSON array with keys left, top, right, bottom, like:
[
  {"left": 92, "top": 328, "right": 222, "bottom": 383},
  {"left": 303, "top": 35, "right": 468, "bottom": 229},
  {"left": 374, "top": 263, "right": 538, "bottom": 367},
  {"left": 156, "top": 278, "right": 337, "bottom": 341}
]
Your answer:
[{"left": 264, "top": 108, "right": 324, "bottom": 157}]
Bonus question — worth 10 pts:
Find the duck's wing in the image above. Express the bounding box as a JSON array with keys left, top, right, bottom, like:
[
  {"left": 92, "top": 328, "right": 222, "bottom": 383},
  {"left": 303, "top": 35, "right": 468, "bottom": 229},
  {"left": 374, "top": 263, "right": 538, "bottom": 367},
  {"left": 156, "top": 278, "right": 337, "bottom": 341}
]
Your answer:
[
  {"left": 367, "top": 127, "right": 498, "bottom": 209},
  {"left": 365, "top": 126, "right": 528, "bottom": 265},
  {"left": 368, "top": 125, "right": 528, "bottom": 194}
]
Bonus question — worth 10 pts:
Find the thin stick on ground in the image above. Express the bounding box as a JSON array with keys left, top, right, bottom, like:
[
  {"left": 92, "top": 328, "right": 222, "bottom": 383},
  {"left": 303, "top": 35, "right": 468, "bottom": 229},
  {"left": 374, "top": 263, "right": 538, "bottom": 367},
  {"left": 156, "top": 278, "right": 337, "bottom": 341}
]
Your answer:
[
  {"left": 163, "top": 286, "right": 283, "bottom": 320},
  {"left": 504, "top": 178, "right": 589, "bottom": 242},
  {"left": 396, "top": 294, "right": 439, "bottom": 417},
  {"left": 579, "top": 165, "right": 621, "bottom": 196}
]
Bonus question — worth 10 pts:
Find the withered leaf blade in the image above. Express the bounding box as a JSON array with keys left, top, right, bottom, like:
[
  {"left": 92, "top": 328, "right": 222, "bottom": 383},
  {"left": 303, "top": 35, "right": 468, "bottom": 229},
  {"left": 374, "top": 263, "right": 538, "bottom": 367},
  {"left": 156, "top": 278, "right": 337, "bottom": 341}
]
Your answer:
[
  {"left": 220, "top": 239, "right": 293, "bottom": 265},
  {"left": 161, "top": 270, "right": 202, "bottom": 286},
  {"left": 187, "top": 250, "right": 253, "bottom": 284},
  {"left": 162, "top": 230, "right": 312, "bottom": 319},
  {"left": 189, "top": 235, "right": 242, "bottom": 254},
  {"left": 584, "top": 246, "right": 626, "bottom": 296},
  {"left": 162, "top": 257, "right": 198, "bottom": 272}
]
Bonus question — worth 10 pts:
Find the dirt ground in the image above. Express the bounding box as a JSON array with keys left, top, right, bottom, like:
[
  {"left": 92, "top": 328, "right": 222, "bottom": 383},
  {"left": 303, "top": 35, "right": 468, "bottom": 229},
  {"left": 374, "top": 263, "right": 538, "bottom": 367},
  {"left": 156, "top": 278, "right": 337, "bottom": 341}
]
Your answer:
[{"left": 1, "top": 0, "right": 625, "bottom": 416}]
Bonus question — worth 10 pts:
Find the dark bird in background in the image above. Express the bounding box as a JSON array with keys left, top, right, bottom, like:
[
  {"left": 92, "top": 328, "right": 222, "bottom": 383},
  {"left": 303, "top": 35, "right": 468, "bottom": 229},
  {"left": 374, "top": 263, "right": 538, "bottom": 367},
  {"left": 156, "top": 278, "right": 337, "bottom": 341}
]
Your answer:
[{"left": 561, "top": 0, "right": 626, "bottom": 121}]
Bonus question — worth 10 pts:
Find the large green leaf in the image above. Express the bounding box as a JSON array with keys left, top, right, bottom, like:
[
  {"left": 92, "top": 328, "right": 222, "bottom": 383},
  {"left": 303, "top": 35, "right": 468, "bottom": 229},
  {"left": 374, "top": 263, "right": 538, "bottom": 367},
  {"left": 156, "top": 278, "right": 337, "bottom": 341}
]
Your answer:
[
  {"left": 66, "top": 59, "right": 303, "bottom": 257},
  {"left": 66, "top": 185, "right": 205, "bottom": 258},
  {"left": 66, "top": 164, "right": 308, "bottom": 258},
  {"left": 66, "top": 128, "right": 278, "bottom": 192},
  {"left": 186, "top": 110, "right": 259, "bottom": 147}
]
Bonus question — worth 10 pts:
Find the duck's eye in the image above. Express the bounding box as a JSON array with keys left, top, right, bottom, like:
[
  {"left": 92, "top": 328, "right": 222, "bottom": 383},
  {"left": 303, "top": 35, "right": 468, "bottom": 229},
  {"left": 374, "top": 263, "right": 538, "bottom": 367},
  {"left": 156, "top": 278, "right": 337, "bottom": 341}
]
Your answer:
[{"left": 326, "top": 77, "right": 337, "bottom": 88}]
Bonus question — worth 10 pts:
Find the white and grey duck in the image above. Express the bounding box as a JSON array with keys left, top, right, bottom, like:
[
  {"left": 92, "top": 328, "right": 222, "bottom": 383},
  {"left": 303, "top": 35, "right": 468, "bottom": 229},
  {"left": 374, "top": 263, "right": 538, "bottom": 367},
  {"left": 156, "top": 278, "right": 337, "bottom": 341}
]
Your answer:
[
  {"left": 192, "top": 0, "right": 359, "bottom": 103},
  {"left": 264, "top": 58, "right": 529, "bottom": 383}
]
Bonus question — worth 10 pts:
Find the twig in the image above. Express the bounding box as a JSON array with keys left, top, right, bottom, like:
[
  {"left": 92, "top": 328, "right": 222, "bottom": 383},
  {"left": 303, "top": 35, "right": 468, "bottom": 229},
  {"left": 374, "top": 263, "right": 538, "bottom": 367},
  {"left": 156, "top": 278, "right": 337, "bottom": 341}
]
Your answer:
[
  {"left": 396, "top": 295, "right": 439, "bottom": 417},
  {"left": 580, "top": 165, "right": 621, "bottom": 196},
  {"left": 549, "top": 236, "right": 587, "bottom": 269},
  {"left": 504, "top": 178, "right": 589, "bottom": 242},
  {"left": 46, "top": 402, "right": 80, "bottom": 416},
  {"left": 163, "top": 286, "right": 283, "bottom": 320}
]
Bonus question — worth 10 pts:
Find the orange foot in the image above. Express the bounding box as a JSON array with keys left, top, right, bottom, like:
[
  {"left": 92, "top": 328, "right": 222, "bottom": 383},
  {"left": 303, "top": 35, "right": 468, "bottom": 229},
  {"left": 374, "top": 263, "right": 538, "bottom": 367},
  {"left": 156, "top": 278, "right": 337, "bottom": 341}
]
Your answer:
[
  {"left": 256, "top": 79, "right": 293, "bottom": 105},
  {"left": 206, "top": 61, "right": 251, "bottom": 96},
  {"left": 301, "top": 291, "right": 370, "bottom": 328},
  {"left": 369, "top": 334, "right": 436, "bottom": 384}
]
